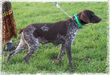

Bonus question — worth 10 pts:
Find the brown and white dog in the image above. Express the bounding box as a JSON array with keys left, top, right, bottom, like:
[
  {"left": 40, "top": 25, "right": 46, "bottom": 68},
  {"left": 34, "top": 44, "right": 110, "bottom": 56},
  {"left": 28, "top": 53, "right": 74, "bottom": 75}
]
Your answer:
[{"left": 7, "top": 10, "right": 101, "bottom": 68}]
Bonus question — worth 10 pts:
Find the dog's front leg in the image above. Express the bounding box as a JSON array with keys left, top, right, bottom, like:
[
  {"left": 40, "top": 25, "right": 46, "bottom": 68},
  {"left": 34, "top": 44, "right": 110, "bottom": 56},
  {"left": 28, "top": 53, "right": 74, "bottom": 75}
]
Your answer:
[
  {"left": 57, "top": 44, "right": 66, "bottom": 60},
  {"left": 65, "top": 40, "right": 73, "bottom": 68},
  {"left": 54, "top": 44, "right": 66, "bottom": 63}
]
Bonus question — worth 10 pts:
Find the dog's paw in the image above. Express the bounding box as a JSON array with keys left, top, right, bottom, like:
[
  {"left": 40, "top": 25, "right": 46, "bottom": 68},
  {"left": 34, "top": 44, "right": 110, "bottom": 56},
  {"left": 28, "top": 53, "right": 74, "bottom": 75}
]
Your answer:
[
  {"left": 52, "top": 59, "right": 61, "bottom": 64},
  {"left": 68, "top": 64, "right": 76, "bottom": 72},
  {"left": 23, "top": 57, "right": 29, "bottom": 64},
  {"left": 7, "top": 51, "right": 15, "bottom": 62}
]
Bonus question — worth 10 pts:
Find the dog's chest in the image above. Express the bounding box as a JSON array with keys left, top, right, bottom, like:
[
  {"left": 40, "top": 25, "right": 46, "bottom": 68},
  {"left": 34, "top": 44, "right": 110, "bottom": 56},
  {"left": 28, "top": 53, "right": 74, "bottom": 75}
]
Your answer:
[{"left": 67, "top": 24, "right": 78, "bottom": 43}]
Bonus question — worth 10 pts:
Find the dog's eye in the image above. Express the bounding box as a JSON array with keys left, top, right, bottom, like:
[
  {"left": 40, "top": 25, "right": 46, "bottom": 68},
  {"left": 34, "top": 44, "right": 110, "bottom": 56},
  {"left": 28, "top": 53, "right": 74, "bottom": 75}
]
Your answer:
[{"left": 90, "top": 14, "right": 95, "bottom": 18}]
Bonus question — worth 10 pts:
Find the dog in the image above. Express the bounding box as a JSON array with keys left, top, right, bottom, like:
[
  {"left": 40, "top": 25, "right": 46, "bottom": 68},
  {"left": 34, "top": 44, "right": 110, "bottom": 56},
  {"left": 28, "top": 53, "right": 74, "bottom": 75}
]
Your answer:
[{"left": 7, "top": 10, "right": 101, "bottom": 68}]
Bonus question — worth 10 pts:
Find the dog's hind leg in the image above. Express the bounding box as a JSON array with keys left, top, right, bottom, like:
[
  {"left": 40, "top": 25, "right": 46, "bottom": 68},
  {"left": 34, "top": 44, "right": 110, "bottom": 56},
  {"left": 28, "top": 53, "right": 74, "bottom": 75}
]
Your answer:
[
  {"left": 23, "top": 45, "right": 38, "bottom": 63},
  {"left": 23, "top": 32, "right": 39, "bottom": 63},
  {"left": 7, "top": 33, "right": 26, "bottom": 61}
]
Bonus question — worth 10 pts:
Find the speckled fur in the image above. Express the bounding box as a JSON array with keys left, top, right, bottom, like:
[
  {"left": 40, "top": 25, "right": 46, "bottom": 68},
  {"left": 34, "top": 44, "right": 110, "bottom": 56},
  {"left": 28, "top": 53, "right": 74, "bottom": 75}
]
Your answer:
[{"left": 7, "top": 10, "right": 101, "bottom": 68}]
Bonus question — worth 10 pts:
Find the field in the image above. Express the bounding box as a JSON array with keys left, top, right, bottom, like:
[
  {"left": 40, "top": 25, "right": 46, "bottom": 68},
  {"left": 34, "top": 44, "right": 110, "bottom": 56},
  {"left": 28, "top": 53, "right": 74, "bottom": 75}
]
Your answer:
[{"left": 2, "top": 2, "right": 108, "bottom": 73}]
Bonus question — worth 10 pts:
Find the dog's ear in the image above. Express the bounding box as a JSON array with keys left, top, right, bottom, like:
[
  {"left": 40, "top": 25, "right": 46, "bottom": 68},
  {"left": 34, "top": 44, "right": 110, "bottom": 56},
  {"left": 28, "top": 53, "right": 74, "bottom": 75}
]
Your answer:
[{"left": 78, "top": 11, "right": 90, "bottom": 23}]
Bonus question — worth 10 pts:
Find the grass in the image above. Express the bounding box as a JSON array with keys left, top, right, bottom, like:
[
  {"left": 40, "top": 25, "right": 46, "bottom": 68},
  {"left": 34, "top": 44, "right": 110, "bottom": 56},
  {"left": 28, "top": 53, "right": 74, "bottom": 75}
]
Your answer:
[{"left": 2, "top": 2, "right": 108, "bottom": 73}]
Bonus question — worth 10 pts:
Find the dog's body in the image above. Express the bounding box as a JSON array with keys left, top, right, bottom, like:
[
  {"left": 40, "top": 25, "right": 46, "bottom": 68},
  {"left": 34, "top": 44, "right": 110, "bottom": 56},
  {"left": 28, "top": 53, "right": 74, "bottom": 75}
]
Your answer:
[{"left": 7, "top": 10, "right": 101, "bottom": 68}]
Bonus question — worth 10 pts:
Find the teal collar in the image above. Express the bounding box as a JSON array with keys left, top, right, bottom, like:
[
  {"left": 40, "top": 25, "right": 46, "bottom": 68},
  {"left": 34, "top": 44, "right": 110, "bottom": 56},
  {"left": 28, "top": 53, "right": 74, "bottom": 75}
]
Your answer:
[{"left": 73, "top": 15, "right": 82, "bottom": 28}]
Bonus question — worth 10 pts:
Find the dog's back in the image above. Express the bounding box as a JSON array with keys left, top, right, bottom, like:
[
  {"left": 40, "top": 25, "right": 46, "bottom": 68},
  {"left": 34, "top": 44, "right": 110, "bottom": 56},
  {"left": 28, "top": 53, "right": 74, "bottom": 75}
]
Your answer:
[{"left": 20, "top": 20, "right": 70, "bottom": 43}]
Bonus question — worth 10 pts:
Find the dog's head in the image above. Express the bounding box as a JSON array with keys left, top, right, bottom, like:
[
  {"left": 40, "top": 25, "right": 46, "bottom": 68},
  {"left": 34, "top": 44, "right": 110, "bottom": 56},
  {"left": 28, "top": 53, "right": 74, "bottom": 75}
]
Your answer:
[{"left": 78, "top": 10, "right": 101, "bottom": 24}]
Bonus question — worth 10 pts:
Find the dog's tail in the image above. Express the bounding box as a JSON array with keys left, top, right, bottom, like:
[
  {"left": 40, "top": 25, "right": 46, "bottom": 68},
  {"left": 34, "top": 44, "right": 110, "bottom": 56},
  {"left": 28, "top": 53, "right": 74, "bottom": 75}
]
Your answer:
[{"left": 19, "top": 29, "right": 24, "bottom": 34}]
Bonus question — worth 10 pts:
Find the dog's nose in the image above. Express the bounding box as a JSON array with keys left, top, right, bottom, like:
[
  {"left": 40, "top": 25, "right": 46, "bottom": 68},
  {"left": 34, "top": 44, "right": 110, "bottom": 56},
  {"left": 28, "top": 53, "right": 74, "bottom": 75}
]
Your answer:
[
  {"left": 99, "top": 18, "right": 101, "bottom": 21},
  {"left": 97, "top": 18, "right": 101, "bottom": 22},
  {"left": 95, "top": 17, "right": 101, "bottom": 23}
]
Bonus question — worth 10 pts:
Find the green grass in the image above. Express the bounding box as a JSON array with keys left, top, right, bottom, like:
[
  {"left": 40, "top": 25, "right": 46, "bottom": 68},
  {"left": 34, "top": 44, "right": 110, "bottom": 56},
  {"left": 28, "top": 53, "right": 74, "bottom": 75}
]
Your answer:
[{"left": 2, "top": 2, "right": 108, "bottom": 73}]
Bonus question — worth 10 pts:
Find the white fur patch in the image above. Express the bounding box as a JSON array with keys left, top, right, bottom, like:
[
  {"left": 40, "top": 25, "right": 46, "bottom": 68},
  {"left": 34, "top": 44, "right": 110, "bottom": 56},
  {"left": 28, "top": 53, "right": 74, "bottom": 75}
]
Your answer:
[{"left": 41, "top": 25, "right": 49, "bottom": 31}]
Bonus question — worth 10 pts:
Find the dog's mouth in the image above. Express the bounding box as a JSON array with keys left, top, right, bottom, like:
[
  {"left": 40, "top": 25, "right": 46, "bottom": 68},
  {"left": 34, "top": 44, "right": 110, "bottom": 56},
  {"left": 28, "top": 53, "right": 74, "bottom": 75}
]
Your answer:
[{"left": 91, "top": 17, "right": 102, "bottom": 23}]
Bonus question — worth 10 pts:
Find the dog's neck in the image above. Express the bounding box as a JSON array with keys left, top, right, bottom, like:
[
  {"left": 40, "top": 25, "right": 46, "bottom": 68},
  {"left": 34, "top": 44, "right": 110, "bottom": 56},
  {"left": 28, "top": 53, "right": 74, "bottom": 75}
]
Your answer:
[
  {"left": 73, "top": 16, "right": 86, "bottom": 25},
  {"left": 71, "top": 14, "right": 87, "bottom": 27},
  {"left": 65, "top": 14, "right": 87, "bottom": 32}
]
